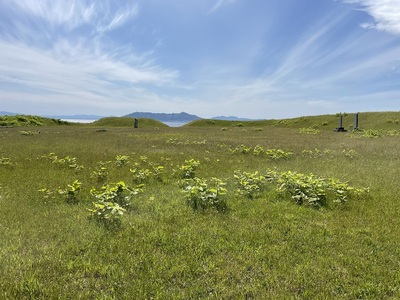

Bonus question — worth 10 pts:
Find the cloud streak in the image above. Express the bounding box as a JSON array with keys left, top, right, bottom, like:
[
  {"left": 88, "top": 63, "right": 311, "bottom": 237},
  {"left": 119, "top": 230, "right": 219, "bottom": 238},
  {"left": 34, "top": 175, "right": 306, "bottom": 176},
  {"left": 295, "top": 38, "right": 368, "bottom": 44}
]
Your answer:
[
  {"left": 1, "top": 1, "right": 400, "bottom": 118},
  {"left": 0, "top": 0, "right": 179, "bottom": 116},
  {"left": 344, "top": 0, "right": 400, "bottom": 35},
  {"left": 6, "top": 0, "right": 96, "bottom": 29},
  {"left": 208, "top": 0, "right": 238, "bottom": 13},
  {"left": 1, "top": 0, "right": 139, "bottom": 33},
  {"left": 0, "top": 40, "right": 178, "bottom": 92}
]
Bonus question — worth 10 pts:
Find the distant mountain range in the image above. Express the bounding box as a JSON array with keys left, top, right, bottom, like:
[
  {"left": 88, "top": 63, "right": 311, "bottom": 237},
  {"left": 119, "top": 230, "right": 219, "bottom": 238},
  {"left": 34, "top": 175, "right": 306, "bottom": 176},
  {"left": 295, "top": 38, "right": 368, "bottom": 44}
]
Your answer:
[
  {"left": 211, "top": 116, "right": 252, "bottom": 121},
  {"left": 0, "top": 111, "right": 252, "bottom": 122},
  {"left": 45, "top": 114, "right": 104, "bottom": 120},
  {"left": 0, "top": 111, "right": 18, "bottom": 116},
  {"left": 124, "top": 112, "right": 201, "bottom": 122},
  {"left": 123, "top": 112, "right": 252, "bottom": 122},
  {"left": 0, "top": 111, "right": 104, "bottom": 120}
]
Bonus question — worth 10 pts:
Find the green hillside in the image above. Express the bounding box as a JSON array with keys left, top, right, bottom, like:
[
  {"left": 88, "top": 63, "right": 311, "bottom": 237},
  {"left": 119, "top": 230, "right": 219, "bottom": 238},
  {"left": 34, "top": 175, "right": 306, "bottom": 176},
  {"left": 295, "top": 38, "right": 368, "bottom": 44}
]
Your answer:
[
  {"left": 0, "top": 115, "right": 70, "bottom": 127},
  {"left": 2, "top": 112, "right": 399, "bottom": 130},
  {"left": 187, "top": 111, "right": 400, "bottom": 131},
  {"left": 91, "top": 117, "right": 168, "bottom": 128}
]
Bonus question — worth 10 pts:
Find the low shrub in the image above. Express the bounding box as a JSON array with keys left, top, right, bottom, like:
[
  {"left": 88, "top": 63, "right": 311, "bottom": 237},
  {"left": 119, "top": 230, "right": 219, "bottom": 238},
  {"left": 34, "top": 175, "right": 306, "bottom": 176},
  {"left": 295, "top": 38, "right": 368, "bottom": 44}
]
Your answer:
[{"left": 182, "top": 177, "right": 228, "bottom": 212}]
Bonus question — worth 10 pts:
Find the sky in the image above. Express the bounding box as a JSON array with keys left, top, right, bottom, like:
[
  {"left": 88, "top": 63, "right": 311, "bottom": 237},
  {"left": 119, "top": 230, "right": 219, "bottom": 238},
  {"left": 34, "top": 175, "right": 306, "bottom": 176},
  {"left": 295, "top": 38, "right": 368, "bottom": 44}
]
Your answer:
[{"left": 1, "top": 0, "right": 400, "bottom": 119}]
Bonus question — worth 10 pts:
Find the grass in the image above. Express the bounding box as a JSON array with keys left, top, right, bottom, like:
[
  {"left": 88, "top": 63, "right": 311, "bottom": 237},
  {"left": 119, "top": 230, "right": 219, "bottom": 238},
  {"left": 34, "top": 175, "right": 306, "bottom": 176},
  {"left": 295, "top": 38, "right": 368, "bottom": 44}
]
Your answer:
[
  {"left": 91, "top": 117, "right": 167, "bottom": 128},
  {"left": 0, "top": 115, "right": 70, "bottom": 127},
  {"left": 187, "top": 111, "right": 400, "bottom": 131},
  {"left": 0, "top": 112, "right": 400, "bottom": 299}
]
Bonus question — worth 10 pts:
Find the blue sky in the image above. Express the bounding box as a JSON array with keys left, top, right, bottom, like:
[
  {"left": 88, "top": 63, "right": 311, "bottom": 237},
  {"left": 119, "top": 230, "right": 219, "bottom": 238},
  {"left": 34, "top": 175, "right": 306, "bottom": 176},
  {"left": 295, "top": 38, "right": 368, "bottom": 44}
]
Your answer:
[{"left": 1, "top": 0, "right": 400, "bottom": 119}]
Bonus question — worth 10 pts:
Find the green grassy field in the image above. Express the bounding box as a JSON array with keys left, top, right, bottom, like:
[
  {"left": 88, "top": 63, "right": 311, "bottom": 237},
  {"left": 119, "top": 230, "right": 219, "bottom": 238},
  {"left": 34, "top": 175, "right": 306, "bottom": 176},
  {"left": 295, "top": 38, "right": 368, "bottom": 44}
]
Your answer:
[{"left": 1, "top": 112, "right": 400, "bottom": 299}]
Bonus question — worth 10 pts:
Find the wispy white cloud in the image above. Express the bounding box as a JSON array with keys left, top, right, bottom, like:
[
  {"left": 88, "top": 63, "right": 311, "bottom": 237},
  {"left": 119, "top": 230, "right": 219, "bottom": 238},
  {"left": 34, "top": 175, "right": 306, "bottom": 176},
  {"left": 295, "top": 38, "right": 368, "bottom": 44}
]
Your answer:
[
  {"left": 95, "top": 3, "right": 139, "bottom": 33},
  {"left": 183, "top": 4, "right": 400, "bottom": 119},
  {"left": 1, "top": 0, "right": 139, "bottom": 33},
  {"left": 0, "top": 1, "right": 178, "bottom": 115},
  {"left": 343, "top": 0, "right": 400, "bottom": 35},
  {"left": 0, "top": 37, "right": 179, "bottom": 115},
  {"left": 1, "top": 1, "right": 400, "bottom": 118},
  {"left": 208, "top": 0, "right": 238, "bottom": 13},
  {"left": 6, "top": 0, "right": 96, "bottom": 29}
]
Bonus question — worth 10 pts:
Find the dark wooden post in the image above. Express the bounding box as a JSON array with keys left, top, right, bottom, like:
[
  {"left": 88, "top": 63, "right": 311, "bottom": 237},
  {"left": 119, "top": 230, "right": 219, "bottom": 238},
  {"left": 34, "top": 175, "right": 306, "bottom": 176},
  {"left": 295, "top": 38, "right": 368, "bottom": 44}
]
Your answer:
[
  {"left": 134, "top": 118, "right": 138, "bottom": 128},
  {"left": 354, "top": 113, "right": 359, "bottom": 129},
  {"left": 335, "top": 113, "right": 347, "bottom": 132}
]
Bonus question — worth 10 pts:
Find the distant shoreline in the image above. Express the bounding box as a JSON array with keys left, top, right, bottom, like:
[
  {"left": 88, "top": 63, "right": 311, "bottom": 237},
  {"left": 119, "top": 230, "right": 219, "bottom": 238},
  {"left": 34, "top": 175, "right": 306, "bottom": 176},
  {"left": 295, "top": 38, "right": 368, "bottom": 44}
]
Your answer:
[
  {"left": 61, "top": 119, "right": 96, "bottom": 123},
  {"left": 61, "top": 119, "right": 189, "bottom": 127},
  {"left": 163, "top": 121, "right": 190, "bottom": 127}
]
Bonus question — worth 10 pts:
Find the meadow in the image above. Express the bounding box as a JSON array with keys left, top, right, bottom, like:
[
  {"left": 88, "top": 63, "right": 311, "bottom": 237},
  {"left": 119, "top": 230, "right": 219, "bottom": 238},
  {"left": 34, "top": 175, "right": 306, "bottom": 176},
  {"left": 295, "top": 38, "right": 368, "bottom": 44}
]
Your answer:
[{"left": 0, "top": 112, "right": 400, "bottom": 299}]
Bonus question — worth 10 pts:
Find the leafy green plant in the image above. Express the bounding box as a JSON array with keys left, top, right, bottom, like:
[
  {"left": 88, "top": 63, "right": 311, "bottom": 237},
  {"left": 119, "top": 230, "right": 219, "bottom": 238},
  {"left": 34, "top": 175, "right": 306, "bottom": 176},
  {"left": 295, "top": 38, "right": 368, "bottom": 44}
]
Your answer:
[
  {"left": 362, "top": 129, "right": 381, "bottom": 138},
  {"left": 387, "top": 129, "right": 400, "bottom": 136},
  {"left": 115, "top": 155, "right": 130, "bottom": 167},
  {"left": 41, "top": 152, "right": 58, "bottom": 162},
  {"left": 229, "top": 144, "right": 251, "bottom": 154},
  {"left": 0, "top": 157, "right": 15, "bottom": 167},
  {"left": 87, "top": 201, "right": 126, "bottom": 229},
  {"left": 302, "top": 148, "right": 322, "bottom": 158},
  {"left": 37, "top": 187, "right": 55, "bottom": 203},
  {"left": 57, "top": 155, "right": 84, "bottom": 171},
  {"left": 177, "top": 159, "right": 200, "bottom": 179},
  {"left": 273, "top": 170, "right": 369, "bottom": 207},
  {"left": 166, "top": 138, "right": 207, "bottom": 145},
  {"left": 265, "top": 148, "right": 293, "bottom": 160},
  {"left": 342, "top": 149, "right": 358, "bottom": 159},
  {"left": 302, "top": 148, "right": 333, "bottom": 159},
  {"left": 191, "top": 140, "right": 207, "bottom": 145},
  {"left": 150, "top": 164, "right": 165, "bottom": 181},
  {"left": 139, "top": 156, "right": 148, "bottom": 163},
  {"left": 130, "top": 167, "right": 152, "bottom": 184},
  {"left": 276, "top": 171, "right": 327, "bottom": 207},
  {"left": 253, "top": 145, "right": 265, "bottom": 156},
  {"left": 41, "top": 152, "right": 83, "bottom": 171},
  {"left": 273, "top": 119, "right": 293, "bottom": 126},
  {"left": 58, "top": 180, "right": 82, "bottom": 204},
  {"left": 386, "top": 119, "right": 399, "bottom": 124},
  {"left": 19, "top": 130, "right": 40, "bottom": 135},
  {"left": 90, "top": 181, "right": 142, "bottom": 209},
  {"left": 166, "top": 138, "right": 179, "bottom": 144},
  {"left": 88, "top": 181, "right": 142, "bottom": 229},
  {"left": 91, "top": 161, "right": 111, "bottom": 183},
  {"left": 234, "top": 170, "right": 269, "bottom": 199},
  {"left": 299, "top": 127, "right": 320, "bottom": 134},
  {"left": 182, "top": 177, "right": 227, "bottom": 212}
]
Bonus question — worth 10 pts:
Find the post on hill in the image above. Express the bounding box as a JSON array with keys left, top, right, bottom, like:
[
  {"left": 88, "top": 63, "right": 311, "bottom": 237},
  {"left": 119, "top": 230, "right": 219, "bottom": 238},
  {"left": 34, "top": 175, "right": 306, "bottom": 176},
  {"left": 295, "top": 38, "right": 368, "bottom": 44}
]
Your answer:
[
  {"left": 334, "top": 113, "right": 347, "bottom": 132},
  {"left": 134, "top": 118, "right": 138, "bottom": 128},
  {"left": 335, "top": 114, "right": 347, "bottom": 132},
  {"left": 353, "top": 113, "right": 359, "bottom": 130}
]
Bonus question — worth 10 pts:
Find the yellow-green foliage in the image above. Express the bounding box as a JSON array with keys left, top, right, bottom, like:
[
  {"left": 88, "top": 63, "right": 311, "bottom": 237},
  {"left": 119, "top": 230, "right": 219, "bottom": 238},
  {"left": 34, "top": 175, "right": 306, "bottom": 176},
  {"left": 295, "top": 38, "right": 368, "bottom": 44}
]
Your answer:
[{"left": 0, "top": 119, "right": 399, "bottom": 299}]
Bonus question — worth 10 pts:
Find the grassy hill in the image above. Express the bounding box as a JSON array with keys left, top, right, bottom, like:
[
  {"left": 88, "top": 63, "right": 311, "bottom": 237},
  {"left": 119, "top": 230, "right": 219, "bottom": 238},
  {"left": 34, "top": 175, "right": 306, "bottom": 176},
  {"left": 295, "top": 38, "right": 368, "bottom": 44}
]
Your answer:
[
  {"left": 186, "top": 111, "right": 400, "bottom": 130},
  {"left": 0, "top": 115, "right": 70, "bottom": 127},
  {"left": 2, "top": 112, "right": 399, "bottom": 130},
  {"left": 90, "top": 117, "right": 168, "bottom": 128}
]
